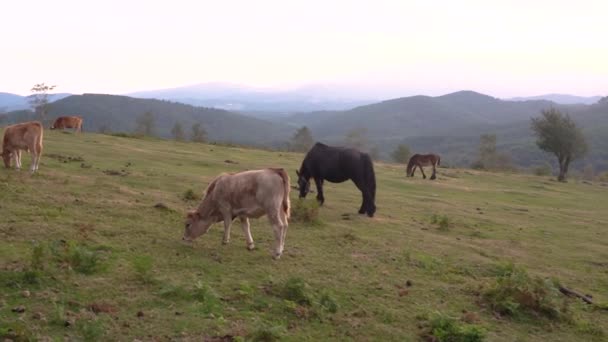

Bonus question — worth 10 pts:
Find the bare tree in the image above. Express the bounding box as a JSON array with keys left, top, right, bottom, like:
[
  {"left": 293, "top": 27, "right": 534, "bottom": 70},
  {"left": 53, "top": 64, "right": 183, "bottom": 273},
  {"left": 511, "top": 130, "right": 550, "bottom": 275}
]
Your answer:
[
  {"left": 290, "top": 126, "right": 314, "bottom": 152},
  {"left": 171, "top": 121, "right": 185, "bottom": 141},
  {"left": 391, "top": 144, "right": 411, "bottom": 164},
  {"left": 135, "top": 112, "right": 156, "bottom": 136},
  {"left": 531, "top": 108, "right": 588, "bottom": 182},
  {"left": 191, "top": 122, "right": 207, "bottom": 143},
  {"left": 29, "top": 83, "right": 57, "bottom": 122},
  {"left": 344, "top": 127, "right": 368, "bottom": 151}
]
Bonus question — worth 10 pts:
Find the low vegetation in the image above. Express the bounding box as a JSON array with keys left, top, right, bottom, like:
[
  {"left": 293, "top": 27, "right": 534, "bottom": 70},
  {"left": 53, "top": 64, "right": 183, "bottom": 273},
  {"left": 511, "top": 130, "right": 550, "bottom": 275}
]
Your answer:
[{"left": 0, "top": 131, "right": 606, "bottom": 341}]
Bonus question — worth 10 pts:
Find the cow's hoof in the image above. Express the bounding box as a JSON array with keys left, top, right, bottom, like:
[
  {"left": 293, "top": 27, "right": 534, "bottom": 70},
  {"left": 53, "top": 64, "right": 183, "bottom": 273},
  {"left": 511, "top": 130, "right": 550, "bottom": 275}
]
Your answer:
[{"left": 247, "top": 243, "right": 255, "bottom": 251}]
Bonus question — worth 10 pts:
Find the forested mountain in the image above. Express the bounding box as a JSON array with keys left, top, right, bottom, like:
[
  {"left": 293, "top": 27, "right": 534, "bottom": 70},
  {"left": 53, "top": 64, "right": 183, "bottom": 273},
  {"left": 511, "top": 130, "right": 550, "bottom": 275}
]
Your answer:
[
  {"left": 0, "top": 92, "right": 72, "bottom": 111},
  {"left": 1, "top": 94, "right": 294, "bottom": 146},
  {"left": 283, "top": 92, "right": 608, "bottom": 171},
  {"left": 509, "top": 94, "right": 602, "bottom": 105}
]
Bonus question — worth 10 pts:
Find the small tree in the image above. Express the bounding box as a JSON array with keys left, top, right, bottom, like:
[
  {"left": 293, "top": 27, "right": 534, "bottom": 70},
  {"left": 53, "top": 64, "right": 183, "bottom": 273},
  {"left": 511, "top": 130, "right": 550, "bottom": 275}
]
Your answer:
[
  {"left": 472, "top": 134, "right": 512, "bottom": 171},
  {"left": 391, "top": 144, "right": 411, "bottom": 164},
  {"left": 29, "top": 83, "right": 57, "bottom": 122},
  {"left": 191, "top": 123, "right": 207, "bottom": 143},
  {"left": 171, "top": 121, "right": 185, "bottom": 141},
  {"left": 344, "top": 127, "right": 368, "bottom": 151},
  {"left": 135, "top": 111, "right": 156, "bottom": 136},
  {"left": 369, "top": 146, "right": 381, "bottom": 161},
  {"left": 290, "top": 126, "right": 314, "bottom": 152},
  {"left": 531, "top": 108, "right": 588, "bottom": 182}
]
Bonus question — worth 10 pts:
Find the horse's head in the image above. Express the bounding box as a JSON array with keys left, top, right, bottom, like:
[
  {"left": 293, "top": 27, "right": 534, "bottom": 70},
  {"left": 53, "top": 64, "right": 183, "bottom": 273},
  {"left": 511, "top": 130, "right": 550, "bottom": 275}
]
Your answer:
[{"left": 295, "top": 170, "right": 311, "bottom": 198}]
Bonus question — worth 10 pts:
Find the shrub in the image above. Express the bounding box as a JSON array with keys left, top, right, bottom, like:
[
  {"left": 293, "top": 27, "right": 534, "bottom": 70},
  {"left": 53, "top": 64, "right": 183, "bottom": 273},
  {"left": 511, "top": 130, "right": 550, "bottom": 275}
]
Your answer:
[
  {"left": 281, "top": 277, "right": 313, "bottom": 306},
  {"left": 182, "top": 189, "right": 198, "bottom": 201},
  {"left": 68, "top": 245, "right": 105, "bottom": 274},
  {"left": 248, "top": 324, "right": 286, "bottom": 342},
  {"left": 533, "top": 163, "right": 553, "bottom": 176},
  {"left": 483, "top": 264, "right": 569, "bottom": 320},
  {"left": 30, "top": 242, "right": 46, "bottom": 270},
  {"left": 131, "top": 255, "right": 154, "bottom": 283},
  {"left": 319, "top": 292, "right": 338, "bottom": 313},
  {"left": 431, "top": 214, "right": 450, "bottom": 231},
  {"left": 78, "top": 319, "right": 105, "bottom": 341},
  {"left": 291, "top": 200, "right": 322, "bottom": 225},
  {"left": 192, "top": 281, "right": 221, "bottom": 314},
  {"left": 420, "top": 312, "right": 485, "bottom": 342}
]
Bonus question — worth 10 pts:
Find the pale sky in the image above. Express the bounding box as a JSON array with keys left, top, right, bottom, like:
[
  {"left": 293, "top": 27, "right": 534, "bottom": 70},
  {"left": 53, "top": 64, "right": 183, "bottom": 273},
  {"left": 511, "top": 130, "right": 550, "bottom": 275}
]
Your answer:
[{"left": 1, "top": 0, "right": 607, "bottom": 98}]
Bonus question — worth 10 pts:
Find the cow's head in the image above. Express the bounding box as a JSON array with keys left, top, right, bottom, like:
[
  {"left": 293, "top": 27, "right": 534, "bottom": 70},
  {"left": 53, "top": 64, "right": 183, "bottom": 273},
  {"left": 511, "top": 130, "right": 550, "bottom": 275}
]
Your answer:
[
  {"left": 295, "top": 170, "right": 311, "bottom": 198},
  {"left": 182, "top": 210, "right": 214, "bottom": 242},
  {"left": 1, "top": 150, "right": 11, "bottom": 168}
]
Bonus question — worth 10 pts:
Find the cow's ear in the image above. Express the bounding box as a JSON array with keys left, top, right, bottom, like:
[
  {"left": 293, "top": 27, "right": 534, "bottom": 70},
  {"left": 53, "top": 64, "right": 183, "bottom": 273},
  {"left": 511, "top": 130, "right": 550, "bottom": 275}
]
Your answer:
[{"left": 187, "top": 211, "right": 200, "bottom": 220}]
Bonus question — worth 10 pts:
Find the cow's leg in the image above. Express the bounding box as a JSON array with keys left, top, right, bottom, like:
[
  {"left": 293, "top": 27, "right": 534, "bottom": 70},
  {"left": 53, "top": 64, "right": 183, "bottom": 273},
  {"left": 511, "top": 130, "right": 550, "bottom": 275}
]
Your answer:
[
  {"left": 221, "top": 212, "right": 232, "bottom": 244},
  {"left": 268, "top": 213, "right": 283, "bottom": 259},
  {"left": 14, "top": 150, "right": 21, "bottom": 170},
  {"left": 240, "top": 217, "right": 255, "bottom": 250},
  {"left": 314, "top": 177, "right": 325, "bottom": 205},
  {"left": 279, "top": 212, "right": 288, "bottom": 253}
]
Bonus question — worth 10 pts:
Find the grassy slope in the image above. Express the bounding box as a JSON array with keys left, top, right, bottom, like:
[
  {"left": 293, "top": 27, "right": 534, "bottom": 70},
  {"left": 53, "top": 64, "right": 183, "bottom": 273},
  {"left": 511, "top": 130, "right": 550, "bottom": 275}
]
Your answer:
[{"left": 1, "top": 131, "right": 607, "bottom": 341}]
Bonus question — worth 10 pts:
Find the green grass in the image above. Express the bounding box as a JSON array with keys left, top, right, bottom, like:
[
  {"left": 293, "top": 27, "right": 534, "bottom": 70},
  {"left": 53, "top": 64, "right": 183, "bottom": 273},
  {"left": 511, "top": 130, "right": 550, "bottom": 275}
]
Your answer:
[{"left": 1, "top": 130, "right": 607, "bottom": 341}]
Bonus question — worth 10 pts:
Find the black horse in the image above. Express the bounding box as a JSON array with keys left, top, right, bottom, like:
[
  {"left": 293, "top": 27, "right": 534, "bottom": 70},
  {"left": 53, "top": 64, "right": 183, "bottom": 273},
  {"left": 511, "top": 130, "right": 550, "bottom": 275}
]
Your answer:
[{"left": 296, "top": 142, "right": 376, "bottom": 217}]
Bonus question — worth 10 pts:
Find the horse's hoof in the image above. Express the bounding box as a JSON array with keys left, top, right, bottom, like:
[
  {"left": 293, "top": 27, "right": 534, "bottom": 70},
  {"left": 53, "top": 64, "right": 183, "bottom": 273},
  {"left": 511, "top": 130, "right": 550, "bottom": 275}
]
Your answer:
[
  {"left": 247, "top": 243, "right": 255, "bottom": 251},
  {"left": 222, "top": 240, "right": 230, "bottom": 245},
  {"left": 272, "top": 253, "right": 282, "bottom": 260}
]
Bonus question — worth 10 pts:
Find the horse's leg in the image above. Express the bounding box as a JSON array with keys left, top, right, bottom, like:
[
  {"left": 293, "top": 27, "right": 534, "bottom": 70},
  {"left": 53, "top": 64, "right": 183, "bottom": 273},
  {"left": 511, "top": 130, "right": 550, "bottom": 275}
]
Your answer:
[
  {"left": 353, "top": 178, "right": 369, "bottom": 214},
  {"left": 314, "top": 177, "right": 325, "bottom": 205},
  {"left": 240, "top": 217, "right": 255, "bottom": 250},
  {"left": 420, "top": 165, "right": 427, "bottom": 179},
  {"left": 430, "top": 162, "right": 437, "bottom": 180}
]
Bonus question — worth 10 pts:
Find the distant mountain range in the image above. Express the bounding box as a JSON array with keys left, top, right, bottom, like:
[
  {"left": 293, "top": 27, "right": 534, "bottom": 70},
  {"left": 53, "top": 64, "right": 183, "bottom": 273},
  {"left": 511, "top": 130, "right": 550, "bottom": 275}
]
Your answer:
[
  {"left": 0, "top": 92, "right": 72, "bottom": 112},
  {"left": 508, "top": 94, "right": 602, "bottom": 105},
  {"left": 2, "top": 89, "right": 606, "bottom": 171},
  {"left": 1, "top": 94, "right": 294, "bottom": 146},
  {"left": 128, "top": 82, "right": 374, "bottom": 113}
]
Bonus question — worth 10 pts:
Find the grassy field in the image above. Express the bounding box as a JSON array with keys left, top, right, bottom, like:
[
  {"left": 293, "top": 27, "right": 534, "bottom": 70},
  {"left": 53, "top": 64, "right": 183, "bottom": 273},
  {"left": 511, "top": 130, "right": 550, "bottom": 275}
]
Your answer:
[{"left": 1, "top": 130, "right": 607, "bottom": 341}]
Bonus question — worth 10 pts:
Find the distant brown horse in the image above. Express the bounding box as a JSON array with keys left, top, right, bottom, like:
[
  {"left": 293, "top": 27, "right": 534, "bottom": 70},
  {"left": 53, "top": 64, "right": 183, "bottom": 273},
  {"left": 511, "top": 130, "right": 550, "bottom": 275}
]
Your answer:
[{"left": 406, "top": 154, "right": 440, "bottom": 180}]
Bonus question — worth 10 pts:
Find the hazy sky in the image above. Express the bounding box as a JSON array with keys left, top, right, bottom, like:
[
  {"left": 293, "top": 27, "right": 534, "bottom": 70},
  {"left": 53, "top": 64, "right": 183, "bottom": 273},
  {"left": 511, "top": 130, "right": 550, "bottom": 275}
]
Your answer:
[{"left": 2, "top": 0, "right": 606, "bottom": 98}]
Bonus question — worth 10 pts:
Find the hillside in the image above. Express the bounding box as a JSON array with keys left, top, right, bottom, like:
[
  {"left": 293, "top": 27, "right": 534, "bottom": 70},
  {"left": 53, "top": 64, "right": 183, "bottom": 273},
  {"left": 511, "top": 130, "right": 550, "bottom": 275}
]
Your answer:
[
  {"left": 1, "top": 131, "right": 607, "bottom": 341},
  {"left": 129, "top": 82, "right": 373, "bottom": 112},
  {"left": 284, "top": 92, "right": 608, "bottom": 171},
  {"left": 0, "top": 93, "right": 71, "bottom": 112},
  {"left": 509, "top": 94, "right": 603, "bottom": 105},
  {"left": 2, "top": 94, "right": 295, "bottom": 146}
]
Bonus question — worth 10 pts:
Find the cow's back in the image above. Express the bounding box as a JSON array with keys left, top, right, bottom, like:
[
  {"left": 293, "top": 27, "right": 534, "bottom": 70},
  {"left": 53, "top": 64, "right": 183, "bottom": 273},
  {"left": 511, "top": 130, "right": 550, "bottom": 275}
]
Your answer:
[{"left": 3, "top": 121, "right": 43, "bottom": 150}]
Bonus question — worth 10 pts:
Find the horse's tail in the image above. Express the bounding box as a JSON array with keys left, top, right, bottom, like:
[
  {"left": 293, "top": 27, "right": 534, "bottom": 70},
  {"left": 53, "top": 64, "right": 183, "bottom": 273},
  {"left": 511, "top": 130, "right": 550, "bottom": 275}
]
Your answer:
[
  {"left": 406, "top": 155, "right": 416, "bottom": 175},
  {"left": 436, "top": 155, "right": 440, "bottom": 166},
  {"left": 362, "top": 153, "right": 376, "bottom": 202},
  {"left": 273, "top": 168, "right": 291, "bottom": 219}
]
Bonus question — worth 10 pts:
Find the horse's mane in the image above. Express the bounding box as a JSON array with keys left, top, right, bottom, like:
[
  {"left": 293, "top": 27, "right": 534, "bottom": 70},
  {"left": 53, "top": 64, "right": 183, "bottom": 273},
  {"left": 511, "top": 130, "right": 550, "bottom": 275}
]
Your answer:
[{"left": 406, "top": 154, "right": 419, "bottom": 172}]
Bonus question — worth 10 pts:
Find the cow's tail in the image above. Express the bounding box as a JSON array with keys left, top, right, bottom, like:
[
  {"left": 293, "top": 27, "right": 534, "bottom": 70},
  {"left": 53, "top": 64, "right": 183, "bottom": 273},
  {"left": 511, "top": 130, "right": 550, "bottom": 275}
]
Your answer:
[
  {"left": 273, "top": 168, "right": 291, "bottom": 219},
  {"left": 37, "top": 123, "right": 44, "bottom": 156}
]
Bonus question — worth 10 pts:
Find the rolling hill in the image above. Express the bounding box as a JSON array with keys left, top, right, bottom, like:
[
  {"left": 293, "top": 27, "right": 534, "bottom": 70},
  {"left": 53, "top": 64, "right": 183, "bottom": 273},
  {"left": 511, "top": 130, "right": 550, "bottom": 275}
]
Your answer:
[
  {"left": 0, "top": 92, "right": 72, "bottom": 112},
  {"left": 283, "top": 92, "right": 608, "bottom": 171},
  {"left": 1, "top": 131, "right": 607, "bottom": 341},
  {"left": 2, "top": 94, "right": 295, "bottom": 147}
]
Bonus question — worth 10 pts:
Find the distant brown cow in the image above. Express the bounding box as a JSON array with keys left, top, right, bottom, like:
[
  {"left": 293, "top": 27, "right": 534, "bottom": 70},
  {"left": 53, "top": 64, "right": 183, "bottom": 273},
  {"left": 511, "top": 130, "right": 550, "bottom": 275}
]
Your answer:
[
  {"left": 51, "top": 116, "right": 83, "bottom": 132},
  {"left": 2, "top": 121, "right": 44, "bottom": 173},
  {"left": 183, "top": 168, "right": 291, "bottom": 259}
]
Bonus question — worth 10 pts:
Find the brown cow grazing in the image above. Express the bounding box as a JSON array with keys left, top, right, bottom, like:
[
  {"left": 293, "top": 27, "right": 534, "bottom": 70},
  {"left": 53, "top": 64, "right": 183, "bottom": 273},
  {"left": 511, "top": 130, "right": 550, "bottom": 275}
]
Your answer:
[
  {"left": 50, "top": 116, "right": 83, "bottom": 133},
  {"left": 183, "top": 168, "right": 291, "bottom": 259},
  {"left": 2, "top": 121, "right": 44, "bottom": 173}
]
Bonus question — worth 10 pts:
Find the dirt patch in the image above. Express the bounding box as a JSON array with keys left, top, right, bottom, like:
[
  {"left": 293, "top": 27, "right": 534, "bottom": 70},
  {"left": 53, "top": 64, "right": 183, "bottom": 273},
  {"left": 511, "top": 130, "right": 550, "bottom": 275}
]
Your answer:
[
  {"left": 46, "top": 153, "right": 85, "bottom": 163},
  {"left": 103, "top": 169, "right": 129, "bottom": 176},
  {"left": 88, "top": 302, "right": 117, "bottom": 314}
]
